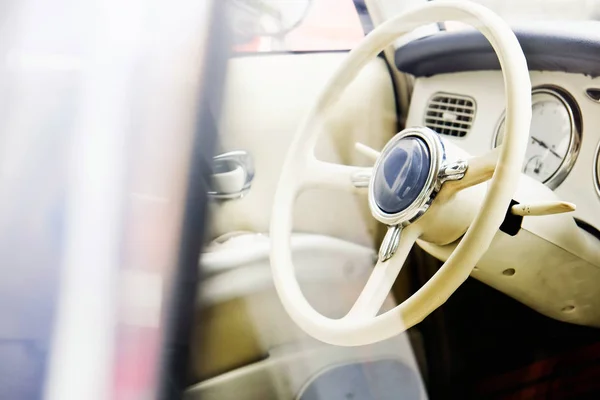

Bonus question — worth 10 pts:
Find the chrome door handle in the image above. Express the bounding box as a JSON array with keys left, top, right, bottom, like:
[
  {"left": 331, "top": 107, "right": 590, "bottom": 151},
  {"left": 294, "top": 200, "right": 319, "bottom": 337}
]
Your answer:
[{"left": 208, "top": 150, "right": 254, "bottom": 200}]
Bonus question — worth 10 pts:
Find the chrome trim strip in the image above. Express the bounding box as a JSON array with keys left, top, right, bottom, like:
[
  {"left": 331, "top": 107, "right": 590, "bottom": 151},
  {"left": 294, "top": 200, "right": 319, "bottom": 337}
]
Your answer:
[
  {"left": 594, "top": 139, "right": 600, "bottom": 199},
  {"left": 379, "top": 225, "right": 402, "bottom": 262},
  {"left": 351, "top": 169, "right": 372, "bottom": 188}
]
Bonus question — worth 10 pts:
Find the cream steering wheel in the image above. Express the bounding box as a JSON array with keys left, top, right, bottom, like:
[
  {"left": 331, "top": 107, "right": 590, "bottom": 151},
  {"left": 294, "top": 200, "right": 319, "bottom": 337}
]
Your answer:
[{"left": 270, "top": 1, "right": 531, "bottom": 346}]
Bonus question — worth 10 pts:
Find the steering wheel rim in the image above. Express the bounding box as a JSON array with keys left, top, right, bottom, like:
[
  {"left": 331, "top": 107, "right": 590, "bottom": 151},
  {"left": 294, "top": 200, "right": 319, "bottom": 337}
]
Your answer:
[{"left": 270, "top": 1, "right": 531, "bottom": 346}]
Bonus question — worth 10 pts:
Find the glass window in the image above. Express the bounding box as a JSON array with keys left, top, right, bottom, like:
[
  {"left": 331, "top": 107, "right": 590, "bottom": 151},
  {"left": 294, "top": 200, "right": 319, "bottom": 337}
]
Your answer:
[{"left": 230, "top": 0, "right": 366, "bottom": 53}]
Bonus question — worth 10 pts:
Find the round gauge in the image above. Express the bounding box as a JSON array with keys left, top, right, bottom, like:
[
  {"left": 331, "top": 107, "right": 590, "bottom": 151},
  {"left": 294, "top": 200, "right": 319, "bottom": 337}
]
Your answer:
[{"left": 493, "top": 87, "right": 581, "bottom": 189}]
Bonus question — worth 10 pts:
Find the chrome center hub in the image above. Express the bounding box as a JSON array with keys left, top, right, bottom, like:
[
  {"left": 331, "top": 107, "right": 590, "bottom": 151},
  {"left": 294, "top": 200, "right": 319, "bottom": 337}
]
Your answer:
[
  {"left": 372, "top": 136, "right": 432, "bottom": 215},
  {"left": 368, "top": 127, "right": 467, "bottom": 261},
  {"left": 369, "top": 127, "right": 447, "bottom": 226}
]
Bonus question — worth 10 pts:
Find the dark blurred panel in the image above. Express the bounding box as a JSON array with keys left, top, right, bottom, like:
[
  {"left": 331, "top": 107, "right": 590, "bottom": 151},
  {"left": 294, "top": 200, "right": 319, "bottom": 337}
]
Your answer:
[{"left": 156, "top": 1, "right": 230, "bottom": 399}]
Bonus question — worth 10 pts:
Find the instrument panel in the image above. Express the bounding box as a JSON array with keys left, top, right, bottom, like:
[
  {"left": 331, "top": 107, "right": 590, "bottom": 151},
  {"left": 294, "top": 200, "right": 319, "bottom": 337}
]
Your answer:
[{"left": 406, "top": 70, "right": 600, "bottom": 231}]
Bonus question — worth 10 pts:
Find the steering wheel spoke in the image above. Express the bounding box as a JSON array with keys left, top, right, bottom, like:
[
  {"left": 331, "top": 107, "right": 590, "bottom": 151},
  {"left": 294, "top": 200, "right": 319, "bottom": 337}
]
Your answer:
[
  {"left": 345, "top": 226, "right": 420, "bottom": 320},
  {"left": 437, "top": 147, "right": 500, "bottom": 201},
  {"left": 302, "top": 157, "right": 372, "bottom": 192}
]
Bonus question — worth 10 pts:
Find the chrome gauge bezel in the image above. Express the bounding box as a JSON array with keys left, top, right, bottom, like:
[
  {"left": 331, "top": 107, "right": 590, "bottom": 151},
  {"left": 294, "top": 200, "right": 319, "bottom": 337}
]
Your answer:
[
  {"left": 492, "top": 86, "right": 582, "bottom": 190},
  {"left": 594, "top": 140, "right": 600, "bottom": 198}
]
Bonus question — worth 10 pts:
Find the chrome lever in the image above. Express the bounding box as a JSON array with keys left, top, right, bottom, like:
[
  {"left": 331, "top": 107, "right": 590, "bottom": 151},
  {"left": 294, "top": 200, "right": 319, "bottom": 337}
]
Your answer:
[{"left": 208, "top": 150, "right": 254, "bottom": 200}]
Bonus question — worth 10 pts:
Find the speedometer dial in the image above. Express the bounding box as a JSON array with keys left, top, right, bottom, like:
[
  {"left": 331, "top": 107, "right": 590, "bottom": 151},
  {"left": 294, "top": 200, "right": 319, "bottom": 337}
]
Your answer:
[{"left": 494, "top": 87, "right": 581, "bottom": 189}]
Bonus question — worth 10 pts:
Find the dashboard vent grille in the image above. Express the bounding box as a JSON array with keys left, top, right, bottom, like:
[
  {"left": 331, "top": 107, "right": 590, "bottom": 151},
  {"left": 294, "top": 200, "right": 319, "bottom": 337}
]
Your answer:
[{"left": 424, "top": 93, "right": 476, "bottom": 137}]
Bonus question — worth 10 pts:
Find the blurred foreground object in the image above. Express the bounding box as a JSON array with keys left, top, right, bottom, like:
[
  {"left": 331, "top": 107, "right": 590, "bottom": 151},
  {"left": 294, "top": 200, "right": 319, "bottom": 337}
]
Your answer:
[{"left": 0, "top": 0, "right": 227, "bottom": 399}]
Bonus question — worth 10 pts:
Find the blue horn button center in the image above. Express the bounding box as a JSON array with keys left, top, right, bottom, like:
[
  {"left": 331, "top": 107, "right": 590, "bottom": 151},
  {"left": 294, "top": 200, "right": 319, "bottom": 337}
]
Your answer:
[{"left": 373, "top": 136, "right": 431, "bottom": 214}]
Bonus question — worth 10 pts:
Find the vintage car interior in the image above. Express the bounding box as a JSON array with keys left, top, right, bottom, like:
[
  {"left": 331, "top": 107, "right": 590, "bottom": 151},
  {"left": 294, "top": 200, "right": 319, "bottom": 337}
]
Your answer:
[{"left": 187, "top": 0, "right": 600, "bottom": 399}]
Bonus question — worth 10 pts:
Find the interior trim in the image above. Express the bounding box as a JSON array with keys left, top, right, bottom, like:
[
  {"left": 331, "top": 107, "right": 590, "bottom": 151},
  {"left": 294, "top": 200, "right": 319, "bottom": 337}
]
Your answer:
[
  {"left": 575, "top": 218, "right": 600, "bottom": 242},
  {"left": 395, "top": 23, "right": 600, "bottom": 77}
]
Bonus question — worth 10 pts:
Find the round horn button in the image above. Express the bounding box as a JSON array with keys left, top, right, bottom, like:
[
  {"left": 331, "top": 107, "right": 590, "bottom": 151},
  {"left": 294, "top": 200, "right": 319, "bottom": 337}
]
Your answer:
[{"left": 373, "top": 136, "right": 431, "bottom": 214}]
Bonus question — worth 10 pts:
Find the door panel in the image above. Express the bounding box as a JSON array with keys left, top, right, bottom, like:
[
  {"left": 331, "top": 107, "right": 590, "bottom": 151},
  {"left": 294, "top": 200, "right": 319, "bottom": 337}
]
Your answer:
[{"left": 210, "top": 53, "right": 398, "bottom": 247}]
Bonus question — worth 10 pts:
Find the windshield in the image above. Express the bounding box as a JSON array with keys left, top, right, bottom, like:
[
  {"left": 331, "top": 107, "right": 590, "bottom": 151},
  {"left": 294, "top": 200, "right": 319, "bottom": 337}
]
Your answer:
[
  {"left": 436, "top": 0, "right": 600, "bottom": 23},
  {"left": 230, "top": 0, "right": 367, "bottom": 52}
]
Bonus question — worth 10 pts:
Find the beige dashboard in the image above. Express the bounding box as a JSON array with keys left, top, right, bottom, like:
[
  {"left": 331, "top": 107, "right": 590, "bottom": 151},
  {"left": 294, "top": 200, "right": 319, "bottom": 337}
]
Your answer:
[
  {"left": 406, "top": 70, "right": 600, "bottom": 327},
  {"left": 407, "top": 70, "right": 600, "bottom": 230}
]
